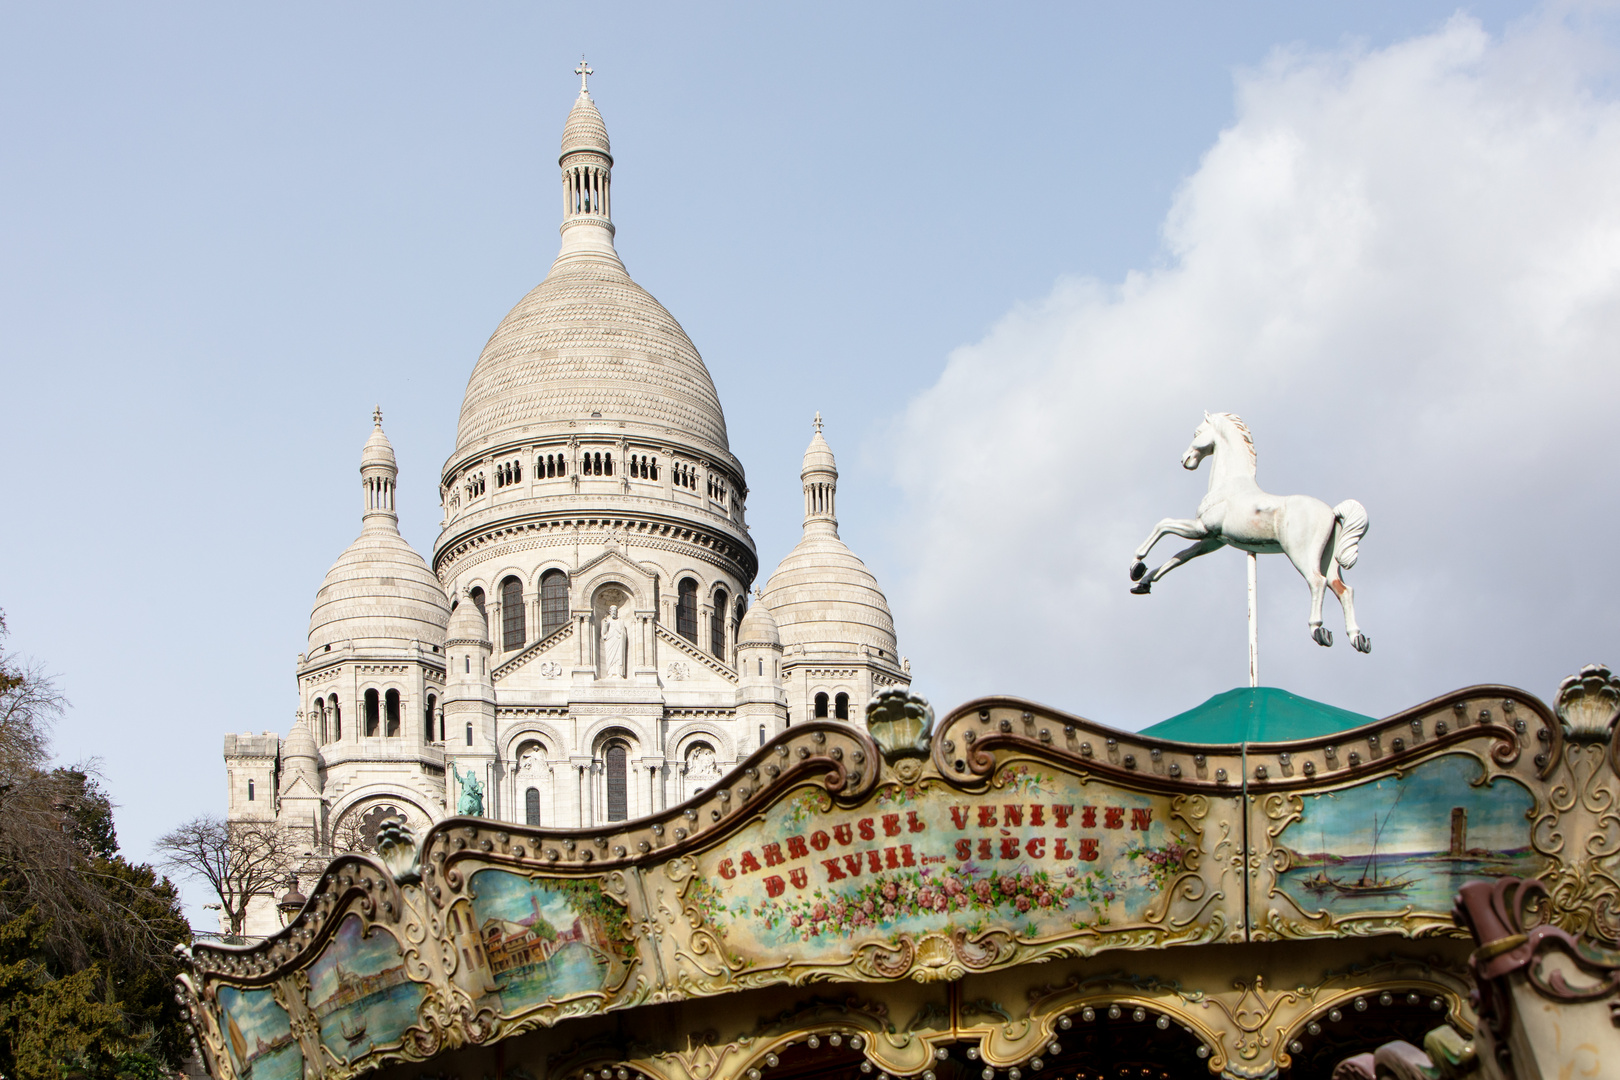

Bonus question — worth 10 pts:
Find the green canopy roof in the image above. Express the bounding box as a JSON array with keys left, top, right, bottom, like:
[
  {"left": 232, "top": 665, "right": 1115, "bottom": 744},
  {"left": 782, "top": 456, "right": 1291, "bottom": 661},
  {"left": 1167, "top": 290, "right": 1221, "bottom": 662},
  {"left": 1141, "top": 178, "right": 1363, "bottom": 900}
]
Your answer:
[{"left": 1139, "top": 687, "right": 1377, "bottom": 745}]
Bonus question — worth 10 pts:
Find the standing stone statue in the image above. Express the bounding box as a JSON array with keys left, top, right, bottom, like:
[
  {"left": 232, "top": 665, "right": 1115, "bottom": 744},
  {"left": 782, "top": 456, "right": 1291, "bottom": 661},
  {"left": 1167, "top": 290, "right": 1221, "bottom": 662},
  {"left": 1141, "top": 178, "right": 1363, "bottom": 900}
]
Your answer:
[
  {"left": 451, "top": 762, "right": 484, "bottom": 817},
  {"left": 600, "top": 604, "right": 628, "bottom": 679}
]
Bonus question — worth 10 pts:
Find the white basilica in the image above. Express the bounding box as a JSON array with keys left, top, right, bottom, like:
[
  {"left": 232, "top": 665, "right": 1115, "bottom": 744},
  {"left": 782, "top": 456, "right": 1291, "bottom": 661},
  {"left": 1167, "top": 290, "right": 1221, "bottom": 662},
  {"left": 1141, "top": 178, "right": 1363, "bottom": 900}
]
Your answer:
[{"left": 223, "top": 73, "right": 908, "bottom": 933}]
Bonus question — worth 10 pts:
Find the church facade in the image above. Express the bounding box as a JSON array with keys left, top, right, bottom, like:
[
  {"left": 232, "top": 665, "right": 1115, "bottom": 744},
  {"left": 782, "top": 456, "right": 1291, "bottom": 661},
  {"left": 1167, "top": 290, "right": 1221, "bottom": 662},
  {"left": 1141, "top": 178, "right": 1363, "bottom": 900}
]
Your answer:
[{"left": 223, "top": 75, "right": 908, "bottom": 936}]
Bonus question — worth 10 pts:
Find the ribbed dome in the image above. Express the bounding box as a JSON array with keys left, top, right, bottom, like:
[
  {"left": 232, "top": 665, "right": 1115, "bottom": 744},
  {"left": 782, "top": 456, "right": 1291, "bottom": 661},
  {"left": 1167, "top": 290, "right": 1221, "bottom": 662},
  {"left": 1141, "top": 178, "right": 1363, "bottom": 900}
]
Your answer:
[
  {"left": 737, "top": 597, "right": 781, "bottom": 648},
  {"left": 308, "top": 525, "right": 450, "bottom": 654},
  {"left": 284, "top": 718, "right": 317, "bottom": 763},
  {"left": 802, "top": 419, "right": 836, "bottom": 475},
  {"left": 451, "top": 258, "right": 730, "bottom": 460},
  {"left": 361, "top": 413, "right": 396, "bottom": 469},
  {"left": 561, "top": 92, "right": 611, "bottom": 158},
  {"left": 446, "top": 591, "right": 491, "bottom": 646},
  {"left": 761, "top": 535, "right": 898, "bottom": 661}
]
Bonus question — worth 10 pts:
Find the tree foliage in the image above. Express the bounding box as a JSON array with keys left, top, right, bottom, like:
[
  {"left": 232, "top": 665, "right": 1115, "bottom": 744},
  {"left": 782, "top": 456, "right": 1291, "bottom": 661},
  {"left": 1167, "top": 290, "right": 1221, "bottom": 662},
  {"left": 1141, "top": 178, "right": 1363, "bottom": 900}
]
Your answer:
[{"left": 0, "top": 612, "right": 193, "bottom": 1079}]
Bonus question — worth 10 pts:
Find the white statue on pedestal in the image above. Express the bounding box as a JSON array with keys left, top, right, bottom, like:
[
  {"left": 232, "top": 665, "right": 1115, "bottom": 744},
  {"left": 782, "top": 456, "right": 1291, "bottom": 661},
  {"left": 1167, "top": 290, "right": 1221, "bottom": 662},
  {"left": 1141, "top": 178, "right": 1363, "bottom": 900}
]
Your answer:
[
  {"left": 600, "top": 605, "right": 628, "bottom": 678},
  {"left": 1128, "top": 412, "right": 1371, "bottom": 653}
]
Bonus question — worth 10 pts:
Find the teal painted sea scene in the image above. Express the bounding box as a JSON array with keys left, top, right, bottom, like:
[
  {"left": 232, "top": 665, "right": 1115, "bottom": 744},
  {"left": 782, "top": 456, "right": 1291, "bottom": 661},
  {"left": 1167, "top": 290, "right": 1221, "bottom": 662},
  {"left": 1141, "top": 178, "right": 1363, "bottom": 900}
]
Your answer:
[
  {"left": 1276, "top": 754, "right": 1540, "bottom": 917},
  {"left": 306, "top": 915, "right": 425, "bottom": 1061},
  {"left": 466, "top": 869, "right": 630, "bottom": 1015},
  {"left": 216, "top": 986, "right": 300, "bottom": 1080}
]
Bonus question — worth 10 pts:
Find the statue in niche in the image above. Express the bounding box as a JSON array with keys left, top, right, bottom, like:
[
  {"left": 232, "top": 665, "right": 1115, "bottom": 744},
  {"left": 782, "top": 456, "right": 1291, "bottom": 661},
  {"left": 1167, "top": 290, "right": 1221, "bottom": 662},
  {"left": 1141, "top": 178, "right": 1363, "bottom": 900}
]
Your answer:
[
  {"left": 685, "top": 743, "right": 719, "bottom": 794},
  {"left": 600, "top": 605, "right": 628, "bottom": 679},
  {"left": 518, "top": 743, "right": 545, "bottom": 775},
  {"left": 451, "top": 762, "right": 484, "bottom": 817}
]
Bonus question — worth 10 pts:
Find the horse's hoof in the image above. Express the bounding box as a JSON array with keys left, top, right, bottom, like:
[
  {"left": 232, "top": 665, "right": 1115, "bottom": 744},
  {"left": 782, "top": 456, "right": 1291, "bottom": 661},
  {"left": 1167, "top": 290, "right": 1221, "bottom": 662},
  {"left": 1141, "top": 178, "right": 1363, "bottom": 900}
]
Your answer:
[
  {"left": 1130, "top": 581, "right": 1152, "bottom": 595},
  {"left": 1353, "top": 633, "right": 1371, "bottom": 654},
  {"left": 1312, "top": 627, "right": 1333, "bottom": 647},
  {"left": 1129, "top": 560, "right": 1147, "bottom": 582}
]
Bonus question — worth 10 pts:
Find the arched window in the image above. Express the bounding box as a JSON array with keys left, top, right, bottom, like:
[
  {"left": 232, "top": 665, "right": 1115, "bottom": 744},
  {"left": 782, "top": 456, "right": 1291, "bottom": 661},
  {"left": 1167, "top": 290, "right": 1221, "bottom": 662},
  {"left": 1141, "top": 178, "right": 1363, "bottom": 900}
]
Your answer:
[
  {"left": 676, "top": 579, "right": 698, "bottom": 643},
  {"left": 835, "top": 693, "right": 850, "bottom": 721},
  {"left": 525, "top": 787, "right": 540, "bottom": 826},
  {"left": 470, "top": 587, "right": 488, "bottom": 640},
  {"left": 500, "top": 577, "right": 525, "bottom": 651},
  {"left": 425, "top": 693, "right": 437, "bottom": 742},
  {"left": 711, "top": 589, "right": 728, "bottom": 658},
  {"left": 605, "top": 743, "right": 628, "bottom": 822},
  {"left": 385, "top": 689, "right": 401, "bottom": 737},
  {"left": 313, "top": 700, "right": 326, "bottom": 744},
  {"left": 815, "top": 692, "right": 829, "bottom": 719},
  {"left": 364, "top": 689, "right": 380, "bottom": 737},
  {"left": 465, "top": 723, "right": 473, "bottom": 747},
  {"left": 540, "top": 570, "right": 569, "bottom": 637},
  {"left": 331, "top": 696, "right": 341, "bottom": 740},
  {"left": 247, "top": 779, "right": 255, "bottom": 801}
]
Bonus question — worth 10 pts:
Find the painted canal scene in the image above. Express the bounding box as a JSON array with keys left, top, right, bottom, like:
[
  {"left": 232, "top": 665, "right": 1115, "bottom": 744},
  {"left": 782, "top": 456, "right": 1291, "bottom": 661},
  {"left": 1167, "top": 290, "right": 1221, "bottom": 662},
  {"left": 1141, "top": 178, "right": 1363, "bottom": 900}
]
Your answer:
[
  {"left": 304, "top": 915, "right": 425, "bottom": 1062},
  {"left": 1275, "top": 752, "right": 1540, "bottom": 917},
  {"left": 215, "top": 986, "right": 300, "bottom": 1080},
  {"left": 464, "top": 868, "right": 632, "bottom": 1014}
]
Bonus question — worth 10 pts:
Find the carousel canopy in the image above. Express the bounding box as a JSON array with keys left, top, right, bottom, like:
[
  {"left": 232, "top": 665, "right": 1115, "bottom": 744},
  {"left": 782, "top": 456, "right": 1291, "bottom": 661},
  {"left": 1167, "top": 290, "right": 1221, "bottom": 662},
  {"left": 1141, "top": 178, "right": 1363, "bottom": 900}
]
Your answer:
[{"left": 1142, "top": 686, "right": 1376, "bottom": 743}]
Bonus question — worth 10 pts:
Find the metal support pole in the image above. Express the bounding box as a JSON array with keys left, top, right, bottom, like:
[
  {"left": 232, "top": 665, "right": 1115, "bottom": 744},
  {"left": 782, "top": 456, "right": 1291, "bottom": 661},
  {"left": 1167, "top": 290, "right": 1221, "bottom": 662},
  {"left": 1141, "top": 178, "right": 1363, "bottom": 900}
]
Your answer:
[{"left": 1247, "top": 551, "right": 1259, "bottom": 688}]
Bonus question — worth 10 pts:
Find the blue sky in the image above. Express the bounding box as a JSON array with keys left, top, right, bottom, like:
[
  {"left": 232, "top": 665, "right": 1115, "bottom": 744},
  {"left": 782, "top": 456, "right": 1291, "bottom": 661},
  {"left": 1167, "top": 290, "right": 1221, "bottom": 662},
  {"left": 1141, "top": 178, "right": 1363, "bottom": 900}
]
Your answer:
[{"left": 3, "top": 3, "right": 1616, "bottom": 922}]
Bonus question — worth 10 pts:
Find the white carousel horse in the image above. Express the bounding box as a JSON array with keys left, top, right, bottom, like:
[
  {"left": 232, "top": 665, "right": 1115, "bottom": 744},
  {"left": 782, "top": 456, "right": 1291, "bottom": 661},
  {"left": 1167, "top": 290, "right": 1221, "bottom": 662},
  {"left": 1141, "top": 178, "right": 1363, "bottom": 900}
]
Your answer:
[{"left": 1128, "top": 412, "right": 1371, "bottom": 652}]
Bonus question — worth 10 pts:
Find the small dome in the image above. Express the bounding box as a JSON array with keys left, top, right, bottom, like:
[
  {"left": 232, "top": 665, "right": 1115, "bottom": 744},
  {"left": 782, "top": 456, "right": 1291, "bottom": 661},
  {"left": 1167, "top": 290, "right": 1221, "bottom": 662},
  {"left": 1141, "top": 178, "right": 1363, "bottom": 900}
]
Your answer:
[
  {"left": 761, "top": 535, "right": 899, "bottom": 661},
  {"left": 802, "top": 414, "right": 836, "bottom": 476},
  {"left": 361, "top": 411, "right": 396, "bottom": 470},
  {"left": 284, "top": 718, "right": 318, "bottom": 763},
  {"left": 446, "top": 591, "right": 491, "bottom": 646},
  {"left": 737, "top": 598, "right": 781, "bottom": 648},
  {"left": 561, "top": 92, "right": 611, "bottom": 159},
  {"left": 308, "top": 527, "right": 450, "bottom": 653}
]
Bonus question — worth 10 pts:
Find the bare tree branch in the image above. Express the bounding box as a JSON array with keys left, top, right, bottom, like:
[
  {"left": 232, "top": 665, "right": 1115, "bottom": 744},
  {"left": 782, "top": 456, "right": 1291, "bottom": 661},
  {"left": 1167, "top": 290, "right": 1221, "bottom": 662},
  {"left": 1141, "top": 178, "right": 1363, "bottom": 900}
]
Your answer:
[{"left": 155, "top": 815, "right": 297, "bottom": 935}]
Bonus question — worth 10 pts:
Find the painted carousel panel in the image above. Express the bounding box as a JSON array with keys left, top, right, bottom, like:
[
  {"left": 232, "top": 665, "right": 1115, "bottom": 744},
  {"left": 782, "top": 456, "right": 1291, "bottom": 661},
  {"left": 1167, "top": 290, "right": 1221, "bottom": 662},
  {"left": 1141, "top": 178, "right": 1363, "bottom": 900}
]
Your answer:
[
  {"left": 216, "top": 985, "right": 301, "bottom": 1080},
  {"left": 460, "top": 868, "right": 635, "bottom": 1017},
  {"left": 1260, "top": 753, "right": 1542, "bottom": 937},
  {"left": 304, "top": 915, "right": 427, "bottom": 1063},
  {"left": 685, "top": 764, "right": 1235, "bottom": 976}
]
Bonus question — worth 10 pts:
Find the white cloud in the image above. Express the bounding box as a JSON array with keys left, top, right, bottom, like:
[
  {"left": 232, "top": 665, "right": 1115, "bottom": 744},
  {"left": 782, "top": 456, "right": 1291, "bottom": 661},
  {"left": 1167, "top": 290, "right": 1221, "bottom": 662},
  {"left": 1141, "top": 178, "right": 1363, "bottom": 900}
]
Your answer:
[{"left": 891, "top": 14, "right": 1620, "bottom": 728}]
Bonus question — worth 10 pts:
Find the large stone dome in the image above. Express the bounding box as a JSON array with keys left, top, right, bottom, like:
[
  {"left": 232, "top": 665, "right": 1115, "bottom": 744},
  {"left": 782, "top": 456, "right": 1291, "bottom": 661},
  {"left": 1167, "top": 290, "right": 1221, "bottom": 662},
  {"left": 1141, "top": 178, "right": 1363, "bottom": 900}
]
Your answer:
[
  {"left": 451, "top": 259, "right": 729, "bottom": 462},
  {"left": 448, "top": 87, "right": 729, "bottom": 466},
  {"left": 308, "top": 525, "right": 451, "bottom": 654},
  {"left": 761, "top": 534, "right": 898, "bottom": 662}
]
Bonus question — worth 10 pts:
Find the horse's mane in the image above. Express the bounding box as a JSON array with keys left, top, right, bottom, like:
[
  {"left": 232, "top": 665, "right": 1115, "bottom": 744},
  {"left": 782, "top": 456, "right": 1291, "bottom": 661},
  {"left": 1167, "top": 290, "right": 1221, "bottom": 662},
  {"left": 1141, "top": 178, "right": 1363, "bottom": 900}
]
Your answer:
[{"left": 1216, "top": 413, "right": 1256, "bottom": 466}]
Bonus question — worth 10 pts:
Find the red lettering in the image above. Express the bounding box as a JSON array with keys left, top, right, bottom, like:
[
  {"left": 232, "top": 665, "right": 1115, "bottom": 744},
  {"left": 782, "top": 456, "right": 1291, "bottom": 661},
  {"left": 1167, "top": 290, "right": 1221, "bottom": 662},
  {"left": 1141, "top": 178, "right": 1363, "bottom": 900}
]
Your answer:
[
  {"left": 787, "top": 835, "right": 810, "bottom": 859},
  {"left": 866, "top": 850, "right": 883, "bottom": 873},
  {"left": 761, "top": 842, "right": 785, "bottom": 867},
  {"left": 1079, "top": 838, "right": 1099, "bottom": 861},
  {"left": 764, "top": 875, "right": 786, "bottom": 898},
  {"left": 834, "top": 823, "right": 854, "bottom": 846},
  {"left": 1026, "top": 837, "right": 1046, "bottom": 859},
  {"left": 1053, "top": 838, "right": 1073, "bottom": 860},
  {"left": 950, "top": 806, "right": 970, "bottom": 829},
  {"left": 956, "top": 838, "right": 972, "bottom": 860},
  {"left": 899, "top": 844, "right": 916, "bottom": 866},
  {"left": 811, "top": 830, "right": 831, "bottom": 851},
  {"left": 1002, "top": 804, "right": 1022, "bottom": 827},
  {"left": 978, "top": 838, "right": 992, "bottom": 860},
  {"left": 1105, "top": 807, "right": 1124, "bottom": 830},
  {"left": 1081, "top": 806, "right": 1097, "bottom": 828},
  {"left": 740, "top": 851, "right": 761, "bottom": 874},
  {"left": 789, "top": 867, "right": 809, "bottom": 890},
  {"left": 1131, "top": 808, "right": 1153, "bottom": 831},
  {"left": 842, "top": 853, "right": 865, "bottom": 877},
  {"left": 885, "top": 847, "right": 900, "bottom": 869},
  {"left": 718, "top": 858, "right": 736, "bottom": 879},
  {"left": 1000, "top": 837, "right": 1020, "bottom": 859},
  {"left": 1029, "top": 804, "right": 1045, "bottom": 827},
  {"left": 858, "top": 818, "right": 876, "bottom": 841},
  {"left": 907, "top": 810, "right": 926, "bottom": 833},
  {"left": 978, "top": 806, "right": 998, "bottom": 828},
  {"left": 1052, "top": 805, "right": 1074, "bottom": 828},
  {"left": 822, "top": 858, "right": 846, "bottom": 882},
  {"left": 882, "top": 813, "right": 902, "bottom": 837}
]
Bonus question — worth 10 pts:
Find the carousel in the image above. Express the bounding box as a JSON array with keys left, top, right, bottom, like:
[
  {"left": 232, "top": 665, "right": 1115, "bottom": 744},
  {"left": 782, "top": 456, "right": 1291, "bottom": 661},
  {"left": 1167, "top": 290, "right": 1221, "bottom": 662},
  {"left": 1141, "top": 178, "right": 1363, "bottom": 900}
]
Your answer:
[{"left": 180, "top": 417, "right": 1620, "bottom": 1080}]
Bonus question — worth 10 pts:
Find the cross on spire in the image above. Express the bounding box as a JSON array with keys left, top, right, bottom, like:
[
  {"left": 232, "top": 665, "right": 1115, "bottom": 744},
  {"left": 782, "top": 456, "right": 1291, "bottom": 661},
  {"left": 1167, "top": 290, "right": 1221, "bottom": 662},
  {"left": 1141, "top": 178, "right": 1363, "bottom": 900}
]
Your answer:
[
  {"left": 575, "top": 57, "right": 593, "bottom": 94},
  {"left": 813, "top": 411, "right": 823, "bottom": 435},
  {"left": 373, "top": 405, "right": 383, "bottom": 426}
]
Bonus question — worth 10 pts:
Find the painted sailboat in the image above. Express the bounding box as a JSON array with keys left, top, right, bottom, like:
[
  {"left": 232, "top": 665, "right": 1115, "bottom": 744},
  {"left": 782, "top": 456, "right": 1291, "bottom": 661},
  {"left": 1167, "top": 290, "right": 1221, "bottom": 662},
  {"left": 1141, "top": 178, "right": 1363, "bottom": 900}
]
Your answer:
[
  {"left": 1302, "top": 826, "right": 1335, "bottom": 893},
  {"left": 339, "top": 1018, "right": 367, "bottom": 1047},
  {"left": 1330, "top": 786, "right": 1415, "bottom": 896}
]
